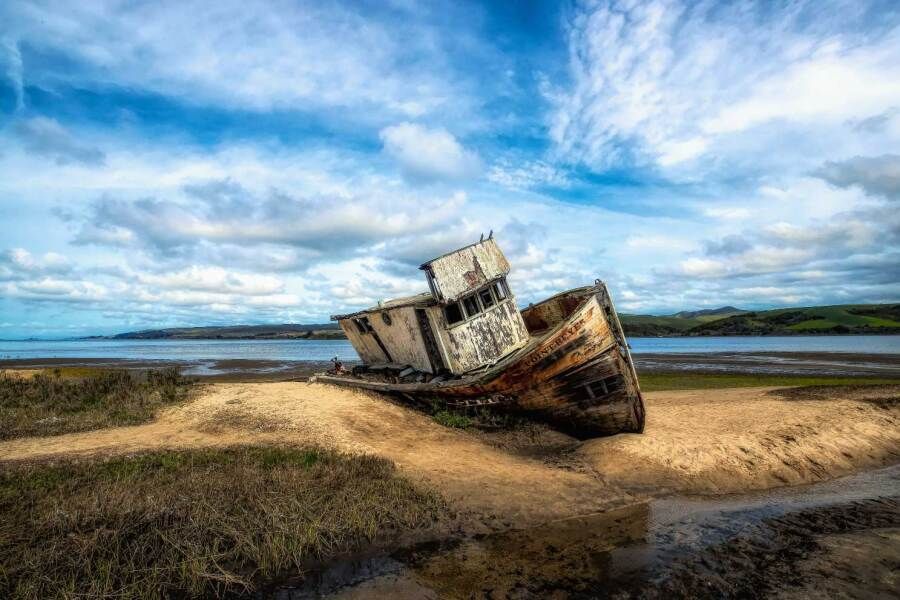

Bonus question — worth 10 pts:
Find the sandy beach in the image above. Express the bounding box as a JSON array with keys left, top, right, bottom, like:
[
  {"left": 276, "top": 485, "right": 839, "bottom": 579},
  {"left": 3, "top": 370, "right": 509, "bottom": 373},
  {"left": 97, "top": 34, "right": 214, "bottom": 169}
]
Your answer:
[{"left": 580, "top": 384, "right": 900, "bottom": 493}]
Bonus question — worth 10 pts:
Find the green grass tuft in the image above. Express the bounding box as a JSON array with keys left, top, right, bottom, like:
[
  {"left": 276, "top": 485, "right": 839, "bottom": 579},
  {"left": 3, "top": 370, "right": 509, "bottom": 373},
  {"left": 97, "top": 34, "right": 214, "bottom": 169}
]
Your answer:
[{"left": 432, "top": 410, "right": 473, "bottom": 429}]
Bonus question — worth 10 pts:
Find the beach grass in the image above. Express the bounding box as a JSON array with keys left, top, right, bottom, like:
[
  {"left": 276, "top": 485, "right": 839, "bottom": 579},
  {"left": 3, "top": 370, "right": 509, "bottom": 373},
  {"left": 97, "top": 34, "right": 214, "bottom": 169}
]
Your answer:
[
  {"left": 0, "top": 367, "right": 195, "bottom": 440},
  {"left": 432, "top": 410, "right": 474, "bottom": 429},
  {"left": 638, "top": 372, "right": 900, "bottom": 392},
  {"left": 0, "top": 446, "right": 446, "bottom": 599}
]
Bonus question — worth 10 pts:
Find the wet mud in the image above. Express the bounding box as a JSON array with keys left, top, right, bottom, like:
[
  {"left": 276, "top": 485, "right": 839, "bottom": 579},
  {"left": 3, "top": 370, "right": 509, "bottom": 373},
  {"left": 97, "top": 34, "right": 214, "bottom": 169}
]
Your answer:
[
  {"left": 0, "top": 357, "right": 340, "bottom": 381},
  {"left": 273, "top": 465, "right": 900, "bottom": 599},
  {"left": 633, "top": 351, "right": 900, "bottom": 377}
]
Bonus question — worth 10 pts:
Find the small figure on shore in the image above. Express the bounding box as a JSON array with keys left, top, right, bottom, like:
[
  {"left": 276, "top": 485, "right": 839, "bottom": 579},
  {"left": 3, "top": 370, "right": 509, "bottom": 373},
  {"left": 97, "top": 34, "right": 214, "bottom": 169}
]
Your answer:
[{"left": 331, "top": 356, "right": 345, "bottom": 374}]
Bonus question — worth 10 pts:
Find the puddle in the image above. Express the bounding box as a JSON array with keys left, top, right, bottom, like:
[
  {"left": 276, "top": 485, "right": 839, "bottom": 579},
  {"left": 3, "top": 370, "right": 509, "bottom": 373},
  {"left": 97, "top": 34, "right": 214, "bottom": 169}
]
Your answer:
[{"left": 271, "top": 465, "right": 900, "bottom": 599}]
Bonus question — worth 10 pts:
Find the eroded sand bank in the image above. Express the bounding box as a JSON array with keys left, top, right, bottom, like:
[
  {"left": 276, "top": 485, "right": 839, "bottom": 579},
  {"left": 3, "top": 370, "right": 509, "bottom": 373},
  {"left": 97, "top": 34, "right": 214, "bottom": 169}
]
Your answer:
[
  {"left": 580, "top": 385, "right": 900, "bottom": 493},
  {"left": 1, "top": 382, "right": 898, "bottom": 517}
]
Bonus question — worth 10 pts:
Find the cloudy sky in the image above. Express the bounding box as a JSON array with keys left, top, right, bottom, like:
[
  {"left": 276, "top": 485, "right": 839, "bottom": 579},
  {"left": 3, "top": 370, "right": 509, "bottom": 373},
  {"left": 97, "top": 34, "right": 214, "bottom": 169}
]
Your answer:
[{"left": 1, "top": 0, "right": 899, "bottom": 338}]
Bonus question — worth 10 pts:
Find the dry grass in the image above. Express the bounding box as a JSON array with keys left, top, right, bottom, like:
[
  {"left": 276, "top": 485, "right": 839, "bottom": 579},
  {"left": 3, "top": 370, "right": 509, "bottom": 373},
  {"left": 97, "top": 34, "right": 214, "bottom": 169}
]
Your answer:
[
  {"left": 0, "top": 368, "right": 195, "bottom": 440},
  {"left": 198, "top": 405, "right": 293, "bottom": 433},
  {"left": 0, "top": 446, "right": 447, "bottom": 599}
]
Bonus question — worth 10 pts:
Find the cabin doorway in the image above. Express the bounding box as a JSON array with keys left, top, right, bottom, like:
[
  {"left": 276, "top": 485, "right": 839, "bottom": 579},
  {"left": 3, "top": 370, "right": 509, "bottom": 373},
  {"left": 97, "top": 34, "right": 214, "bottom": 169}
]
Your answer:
[{"left": 416, "top": 309, "right": 446, "bottom": 374}]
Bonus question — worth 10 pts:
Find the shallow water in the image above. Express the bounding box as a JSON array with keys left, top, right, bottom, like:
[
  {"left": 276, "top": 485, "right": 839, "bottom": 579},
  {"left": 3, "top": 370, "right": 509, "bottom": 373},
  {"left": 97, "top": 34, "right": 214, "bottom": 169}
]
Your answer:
[
  {"left": 0, "top": 338, "right": 360, "bottom": 362},
  {"left": 273, "top": 465, "right": 900, "bottom": 599},
  {"left": 1, "top": 335, "right": 898, "bottom": 362}
]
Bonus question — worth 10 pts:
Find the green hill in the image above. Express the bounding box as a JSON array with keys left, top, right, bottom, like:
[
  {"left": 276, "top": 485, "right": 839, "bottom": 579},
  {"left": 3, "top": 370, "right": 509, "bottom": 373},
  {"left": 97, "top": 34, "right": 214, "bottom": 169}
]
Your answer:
[
  {"left": 621, "top": 304, "right": 900, "bottom": 337},
  {"left": 672, "top": 306, "right": 747, "bottom": 321}
]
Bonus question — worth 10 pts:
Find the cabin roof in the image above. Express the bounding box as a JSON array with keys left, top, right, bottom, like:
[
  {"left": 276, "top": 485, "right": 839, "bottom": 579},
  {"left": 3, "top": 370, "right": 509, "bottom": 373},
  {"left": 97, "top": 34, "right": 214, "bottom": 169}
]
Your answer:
[
  {"left": 330, "top": 292, "right": 435, "bottom": 321},
  {"left": 418, "top": 237, "right": 510, "bottom": 303},
  {"left": 419, "top": 239, "right": 487, "bottom": 269}
]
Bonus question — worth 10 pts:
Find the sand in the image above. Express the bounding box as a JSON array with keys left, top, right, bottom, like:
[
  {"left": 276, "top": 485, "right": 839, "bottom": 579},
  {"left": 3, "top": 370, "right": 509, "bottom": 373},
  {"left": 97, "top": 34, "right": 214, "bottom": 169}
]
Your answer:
[
  {"left": 1, "top": 382, "right": 899, "bottom": 519},
  {"left": 0, "top": 382, "right": 629, "bottom": 526},
  {"left": 579, "top": 385, "right": 900, "bottom": 493}
]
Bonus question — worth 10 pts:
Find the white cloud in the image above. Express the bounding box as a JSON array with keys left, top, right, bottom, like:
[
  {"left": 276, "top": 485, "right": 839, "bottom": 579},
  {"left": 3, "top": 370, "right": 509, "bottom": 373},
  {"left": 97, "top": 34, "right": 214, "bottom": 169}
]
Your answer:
[
  {"left": 0, "top": 248, "right": 72, "bottom": 280},
  {"left": 3, "top": 0, "right": 468, "bottom": 120},
  {"left": 380, "top": 122, "right": 481, "bottom": 182},
  {"left": 657, "top": 137, "right": 709, "bottom": 166},
  {"left": 138, "top": 266, "right": 284, "bottom": 296},
  {"left": 702, "top": 206, "right": 752, "bottom": 220},
  {"left": 75, "top": 185, "right": 469, "bottom": 258},
  {"left": 487, "top": 159, "right": 571, "bottom": 190},
  {"left": 702, "top": 42, "right": 900, "bottom": 135},
  {"left": 9, "top": 278, "right": 108, "bottom": 302},
  {"left": 13, "top": 117, "right": 105, "bottom": 165},
  {"left": 816, "top": 154, "right": 900, "bottom": 199},
  {"left": 679, "top": 257, "right": 727, "bottom": 278},
  {"left": 551, "top": 0, "right": 900, "bottom": 172}
]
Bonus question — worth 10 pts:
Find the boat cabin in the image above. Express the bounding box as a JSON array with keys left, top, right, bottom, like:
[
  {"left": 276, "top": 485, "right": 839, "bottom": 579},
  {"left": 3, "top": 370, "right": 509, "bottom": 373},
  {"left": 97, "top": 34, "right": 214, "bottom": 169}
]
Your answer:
[{"left": 332, "top": 237, "right": 530, "bottom": 375}]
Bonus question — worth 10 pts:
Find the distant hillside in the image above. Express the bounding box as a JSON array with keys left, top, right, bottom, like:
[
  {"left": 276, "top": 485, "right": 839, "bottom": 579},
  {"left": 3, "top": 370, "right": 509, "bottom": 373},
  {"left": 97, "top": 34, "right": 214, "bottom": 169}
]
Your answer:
[
  {"left": 620, "top": 306, "right": 748, "bottom": 336},
  {"left": 620, "top": 304, "right": 900, "bottom": 337},
  {"left": 684, "top": 304, "right": 900, "bottom": 336},
  {"left": 100, "top": 303, "right": 900, "bottom": 340},
  {"left": 110, "top": 323, "right": 344, "bottom": 340},
  {"left": 672, "top": 306, "right": 747, "bottom": 321}
]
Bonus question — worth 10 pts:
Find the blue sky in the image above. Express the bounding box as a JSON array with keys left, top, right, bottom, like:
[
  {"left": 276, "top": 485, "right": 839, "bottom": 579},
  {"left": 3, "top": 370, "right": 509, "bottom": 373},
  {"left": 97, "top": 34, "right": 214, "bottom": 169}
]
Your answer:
[{"left": 1, "top": 0, "right": 899, "bottom": 338}]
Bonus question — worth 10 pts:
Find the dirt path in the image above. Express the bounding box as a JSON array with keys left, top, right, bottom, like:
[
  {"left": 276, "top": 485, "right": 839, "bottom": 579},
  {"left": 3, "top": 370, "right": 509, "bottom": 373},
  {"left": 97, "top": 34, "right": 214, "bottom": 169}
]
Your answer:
[
  {"left": 0, "top": 382, "right": 629, "bottom": 525},
  {"left": 580, "top": 385, "right": 900, "bottom": 493}
]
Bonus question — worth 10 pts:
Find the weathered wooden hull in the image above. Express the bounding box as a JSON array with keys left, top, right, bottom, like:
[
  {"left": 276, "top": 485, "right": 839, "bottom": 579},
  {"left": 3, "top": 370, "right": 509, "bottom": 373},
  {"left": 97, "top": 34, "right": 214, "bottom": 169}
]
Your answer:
[{"left": 314, "top": 282, "right": 645, "bottom": 438}]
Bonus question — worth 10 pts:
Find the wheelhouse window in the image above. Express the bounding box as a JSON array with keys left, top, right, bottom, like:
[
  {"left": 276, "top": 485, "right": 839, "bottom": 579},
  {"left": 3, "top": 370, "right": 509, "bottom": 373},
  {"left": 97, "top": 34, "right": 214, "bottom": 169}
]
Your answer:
[
  {"left": 493, "top": 279, "right": 508, "bottom": 301},
  {"left": 479, "top": 287, "right": 495, "bottom": 309},
  {"left": 444, "top": 302, "right": 464, "bottom": 325},
  {"left": 443, "top": 280, "right": 511, "bottom": 327},
  {"left": 462, "top": 294, "right": 481, "bottom": 317},
  {"left": 381, "top": 312, "right": 392, "bottom": 326}
]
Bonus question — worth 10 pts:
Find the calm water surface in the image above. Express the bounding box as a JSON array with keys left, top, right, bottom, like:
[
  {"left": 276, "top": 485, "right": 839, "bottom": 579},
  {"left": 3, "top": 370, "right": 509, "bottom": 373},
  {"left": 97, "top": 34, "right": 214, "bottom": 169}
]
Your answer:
[{"left": 0, "top": 335, "right": 898, "bottom": 362}]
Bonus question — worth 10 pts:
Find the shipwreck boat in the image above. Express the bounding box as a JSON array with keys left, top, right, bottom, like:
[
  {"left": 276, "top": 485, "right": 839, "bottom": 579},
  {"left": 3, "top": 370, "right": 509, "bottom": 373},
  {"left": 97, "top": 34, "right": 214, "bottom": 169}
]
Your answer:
[{"left": 313, "top": 236, "right": 645, "bottom": 438}]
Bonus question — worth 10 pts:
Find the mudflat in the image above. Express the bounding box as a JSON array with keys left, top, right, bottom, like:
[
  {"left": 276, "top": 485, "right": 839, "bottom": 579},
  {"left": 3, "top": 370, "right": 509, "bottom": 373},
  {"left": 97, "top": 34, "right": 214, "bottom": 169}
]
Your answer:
[{"left": 633, "top": 351, "right": 900, "bottom": 377}]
